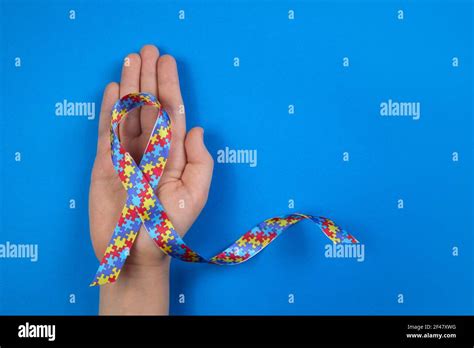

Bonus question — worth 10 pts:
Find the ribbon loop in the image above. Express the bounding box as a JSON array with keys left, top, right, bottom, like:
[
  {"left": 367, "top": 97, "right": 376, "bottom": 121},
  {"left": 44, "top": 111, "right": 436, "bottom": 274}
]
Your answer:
[{"left": 91, "top": 93, "right": 359, "bottom": 286}]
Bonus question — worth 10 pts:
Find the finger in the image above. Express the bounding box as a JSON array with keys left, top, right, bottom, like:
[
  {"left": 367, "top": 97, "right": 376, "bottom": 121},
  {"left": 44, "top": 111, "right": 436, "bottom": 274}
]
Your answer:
[
  {"left": 140, "top": 45, "right": 159, "bottom": 94},
  {"left": 181, "top": 127, "right": 214, "bottom": 206},
  {"left": 119, "top": 53, "right": 141, "bottom": 138},
  {"left": 158, "top": 55, "right": 187, "bottom": 176},
  {"left": 140, "top": 45, "right": 160, "bottom": 135},
  {"left": 157, "top": 55, "right": 186, "bottom": 143},
  {"left": 97, "top": 82, "right": 119, "bottom": 154}
]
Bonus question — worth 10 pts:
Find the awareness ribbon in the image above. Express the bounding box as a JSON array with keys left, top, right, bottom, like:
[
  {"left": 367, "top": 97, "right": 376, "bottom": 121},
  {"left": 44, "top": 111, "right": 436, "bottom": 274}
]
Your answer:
[{"left": 91, "top": 92, "right": 359, "bottom": 286}]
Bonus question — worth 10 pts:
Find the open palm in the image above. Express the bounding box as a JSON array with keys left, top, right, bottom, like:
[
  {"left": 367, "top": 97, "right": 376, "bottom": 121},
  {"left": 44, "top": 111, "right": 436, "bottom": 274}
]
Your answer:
[{"left": 89, "top": 45, "right": 213, "bottom": 268}]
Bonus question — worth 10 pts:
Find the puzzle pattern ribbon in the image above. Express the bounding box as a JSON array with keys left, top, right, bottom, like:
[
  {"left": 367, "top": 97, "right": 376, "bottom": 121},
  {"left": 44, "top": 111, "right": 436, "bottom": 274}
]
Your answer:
[{"left": 91, "top": 92, "right": 359, "bottom": 286}]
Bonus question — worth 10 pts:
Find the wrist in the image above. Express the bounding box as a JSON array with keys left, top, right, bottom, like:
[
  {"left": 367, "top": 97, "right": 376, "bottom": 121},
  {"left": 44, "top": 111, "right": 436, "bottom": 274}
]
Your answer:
[
  {"left": 122, "top": 257, "right": 171, "bottom": 278},
  {"left": 99, "top": 260, "right": 171, "bottom": 315}
]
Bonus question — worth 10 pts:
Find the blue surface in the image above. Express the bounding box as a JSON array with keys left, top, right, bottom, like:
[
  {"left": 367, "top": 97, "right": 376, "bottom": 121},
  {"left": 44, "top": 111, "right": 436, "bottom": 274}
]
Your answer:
[{"left": 0, "top": 0, "right": 472, "bottom": 315}]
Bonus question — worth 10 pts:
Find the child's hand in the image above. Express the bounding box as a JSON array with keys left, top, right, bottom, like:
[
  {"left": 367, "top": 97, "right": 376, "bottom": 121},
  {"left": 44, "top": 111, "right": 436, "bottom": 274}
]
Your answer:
[{"left": 89, "top": 45, "right": 214, "bottom": 272}]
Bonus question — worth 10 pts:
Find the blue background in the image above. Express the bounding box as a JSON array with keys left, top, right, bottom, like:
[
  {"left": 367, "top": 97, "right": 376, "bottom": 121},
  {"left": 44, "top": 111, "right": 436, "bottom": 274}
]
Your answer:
[{"left": 0, "top": 0, "right": 472, "bottom": 315}]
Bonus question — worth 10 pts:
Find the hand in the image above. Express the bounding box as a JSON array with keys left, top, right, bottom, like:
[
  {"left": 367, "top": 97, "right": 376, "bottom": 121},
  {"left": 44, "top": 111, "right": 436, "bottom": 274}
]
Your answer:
[{"left": 89, "top": 45, "right": 213, "bottom": 314}]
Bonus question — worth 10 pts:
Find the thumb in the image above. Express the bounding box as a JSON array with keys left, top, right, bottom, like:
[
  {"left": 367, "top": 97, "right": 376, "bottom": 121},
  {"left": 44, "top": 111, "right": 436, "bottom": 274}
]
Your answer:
[
  {"left": 181, "top": 127, "right": 214, "bottom": 205},
  {"left": 184, "top": 127, "right": 212, "bottom": 165}
]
